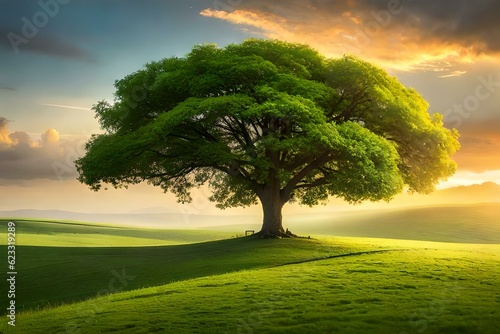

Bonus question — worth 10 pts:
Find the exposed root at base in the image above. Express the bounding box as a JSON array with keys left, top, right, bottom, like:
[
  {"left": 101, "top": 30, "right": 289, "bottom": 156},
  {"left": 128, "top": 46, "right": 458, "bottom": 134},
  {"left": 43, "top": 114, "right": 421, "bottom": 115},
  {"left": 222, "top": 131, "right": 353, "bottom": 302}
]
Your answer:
[{"left": 254, "top": 229, "right": 311, "bottom": 239}]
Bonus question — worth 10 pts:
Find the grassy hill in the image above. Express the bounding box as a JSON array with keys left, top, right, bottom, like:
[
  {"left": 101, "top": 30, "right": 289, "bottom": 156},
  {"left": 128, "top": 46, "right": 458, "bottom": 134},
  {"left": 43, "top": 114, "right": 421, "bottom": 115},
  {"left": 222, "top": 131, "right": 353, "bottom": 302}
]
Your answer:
[
  {"left": 0, "top": 219, "right": 371, "bottom": 311},
  {"left": 1, "top": 212, "right": 499, "bottom": 333},
  {"left": 1, "top": 237, "right": 499, "bottom": 334},
  {"left": 0, "top": 219, "right": 234, "bottom": 247}
]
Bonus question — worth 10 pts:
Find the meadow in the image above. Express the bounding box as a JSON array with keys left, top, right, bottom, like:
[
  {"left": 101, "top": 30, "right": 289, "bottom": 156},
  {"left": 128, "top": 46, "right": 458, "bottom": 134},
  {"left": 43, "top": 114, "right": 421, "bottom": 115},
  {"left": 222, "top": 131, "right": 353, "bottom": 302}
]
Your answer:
[{"left": 0, "top": 209, "right": 499, "bottom": 333}]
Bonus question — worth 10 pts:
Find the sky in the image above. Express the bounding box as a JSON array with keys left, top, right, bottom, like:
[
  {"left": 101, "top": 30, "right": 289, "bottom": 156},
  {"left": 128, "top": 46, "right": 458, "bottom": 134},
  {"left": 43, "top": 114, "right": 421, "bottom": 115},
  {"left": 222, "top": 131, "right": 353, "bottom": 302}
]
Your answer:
[{"left": 0, "top": 0, "right": 499, "bottom": 215}]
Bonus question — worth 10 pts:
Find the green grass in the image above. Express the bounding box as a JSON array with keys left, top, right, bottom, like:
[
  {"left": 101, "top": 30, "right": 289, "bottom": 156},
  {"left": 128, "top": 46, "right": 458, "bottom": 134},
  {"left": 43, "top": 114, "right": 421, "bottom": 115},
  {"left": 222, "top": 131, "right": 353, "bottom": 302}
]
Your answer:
[
  {"left": 1, "top": 219, "right": 375, "bottom": 312},
  {"left": 3, "top": 239, "right": 499, "bottom": 334},
  {"left": 0, "top": 219, "right": 499, "bottom": 333}
]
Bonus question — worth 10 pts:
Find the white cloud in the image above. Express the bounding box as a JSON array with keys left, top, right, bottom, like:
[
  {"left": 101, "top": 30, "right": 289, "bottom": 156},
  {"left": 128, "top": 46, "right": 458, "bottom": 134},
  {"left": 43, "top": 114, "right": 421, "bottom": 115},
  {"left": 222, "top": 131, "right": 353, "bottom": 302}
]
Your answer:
[
  {"left": 40, "top": 103, "right": 92, "bottom": 111},
  {"left": 0, "top": 117, "right": 86, "bottom": 181}
]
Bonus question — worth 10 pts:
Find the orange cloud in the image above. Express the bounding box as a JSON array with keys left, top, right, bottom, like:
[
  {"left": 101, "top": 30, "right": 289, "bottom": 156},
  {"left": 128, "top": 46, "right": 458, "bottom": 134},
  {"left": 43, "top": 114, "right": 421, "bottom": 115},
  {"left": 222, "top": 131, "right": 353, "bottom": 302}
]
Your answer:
[
  {"left": 200, "top": 0, "right": 499, "bottom": 74},
  {"left": 0, "top": 117, "right": 15, "bottom": 148},
  {"left": 42, "top": 128, "right": 60, "bottom": 145}
]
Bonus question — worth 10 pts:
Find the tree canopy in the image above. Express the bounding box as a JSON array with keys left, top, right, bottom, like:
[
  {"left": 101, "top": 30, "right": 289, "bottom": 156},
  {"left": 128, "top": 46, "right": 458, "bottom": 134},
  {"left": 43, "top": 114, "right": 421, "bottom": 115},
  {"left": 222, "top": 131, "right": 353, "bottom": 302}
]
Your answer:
[{"left": 76, "top": 39, "right": 460, "bottom": 237}]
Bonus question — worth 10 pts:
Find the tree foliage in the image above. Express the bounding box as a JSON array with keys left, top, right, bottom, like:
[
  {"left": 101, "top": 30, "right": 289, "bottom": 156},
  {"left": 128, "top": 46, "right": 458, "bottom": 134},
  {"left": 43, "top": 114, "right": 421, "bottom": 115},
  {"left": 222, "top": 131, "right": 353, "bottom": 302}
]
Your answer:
[{"left": 76, "top": 39, "right": 460, "bottom": 235}]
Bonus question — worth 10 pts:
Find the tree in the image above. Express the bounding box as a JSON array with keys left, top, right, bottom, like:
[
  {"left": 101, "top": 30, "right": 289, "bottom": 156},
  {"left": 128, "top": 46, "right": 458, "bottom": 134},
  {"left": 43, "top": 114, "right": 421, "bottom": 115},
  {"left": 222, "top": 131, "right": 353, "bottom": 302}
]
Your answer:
[{"left": 76, "top": 39, "right": 460, "bottom": 238}]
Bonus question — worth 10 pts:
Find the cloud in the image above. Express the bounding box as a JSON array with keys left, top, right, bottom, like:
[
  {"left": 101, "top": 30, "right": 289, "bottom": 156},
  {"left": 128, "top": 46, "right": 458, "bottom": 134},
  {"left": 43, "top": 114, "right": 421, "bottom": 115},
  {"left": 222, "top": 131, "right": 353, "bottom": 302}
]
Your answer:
[
  {"left": 399, "top": 0, "right": 500, "bottom": 53},
  {"left": 201, "top": 0, "right": 500, "bottom": 72},
  {"left": 0, "top": 117, "right": 85, "bottom": 181},
  {"left": 41, "top": 103, "right": 92, "bottom": 111},
  {"left": 41, "top": 128, "right": 60, "bottom": 144},
  {"left": 21, "top": 33, "right": 94, "bottom": 61},
  {"left": 0, "top": 86, "right": 17, "bottom": 91},
  {"left": 439, "top": 71, "right": 468, "bottom": 79},
  {"left": 8, "top": 131, "right": 32, "bottom": 146},
  {"left": 0, "top": 117, "right": 15, "bottom": 148},
  {"left": 0, "top": 25, "right": 93, "bottom": 61}
]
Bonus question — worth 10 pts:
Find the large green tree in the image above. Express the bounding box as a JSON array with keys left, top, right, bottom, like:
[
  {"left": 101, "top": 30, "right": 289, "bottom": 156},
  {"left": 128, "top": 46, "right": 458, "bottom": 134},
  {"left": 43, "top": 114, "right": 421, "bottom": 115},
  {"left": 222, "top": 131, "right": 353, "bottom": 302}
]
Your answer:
[{"left": 76, "top": 39, "right": 460, "bottom": 237}]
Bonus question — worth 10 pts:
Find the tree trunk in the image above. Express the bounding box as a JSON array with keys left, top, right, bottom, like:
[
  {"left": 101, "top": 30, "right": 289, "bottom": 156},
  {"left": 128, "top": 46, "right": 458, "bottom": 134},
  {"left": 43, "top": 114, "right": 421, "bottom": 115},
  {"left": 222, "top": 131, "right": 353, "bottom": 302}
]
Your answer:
[{"left": 257, "top": 180, "right": 286, "bottom": 238}]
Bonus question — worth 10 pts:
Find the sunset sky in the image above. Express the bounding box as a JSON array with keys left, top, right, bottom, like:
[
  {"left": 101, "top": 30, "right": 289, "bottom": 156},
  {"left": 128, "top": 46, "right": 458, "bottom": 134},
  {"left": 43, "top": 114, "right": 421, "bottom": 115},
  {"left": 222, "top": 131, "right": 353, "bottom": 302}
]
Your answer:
[{"left": 0, "top": 0, "right": 499, "bottom": 215}]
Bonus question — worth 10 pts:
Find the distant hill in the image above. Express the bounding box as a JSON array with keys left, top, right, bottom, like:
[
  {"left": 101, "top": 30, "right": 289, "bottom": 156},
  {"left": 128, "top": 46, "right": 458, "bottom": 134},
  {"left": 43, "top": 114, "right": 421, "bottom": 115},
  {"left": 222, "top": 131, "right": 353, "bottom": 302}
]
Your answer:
[
  {"left": 287, "top": 202, "right": 500, "bottom": 244},
  {"left": 0, "top": 209, "right": 259, "bottom": 229},
  {"left": 370, "top": 181, "right": 500, "bottom": 208},
  {"left": 435, "top": 181, "right": 499, "bottom": 200}
]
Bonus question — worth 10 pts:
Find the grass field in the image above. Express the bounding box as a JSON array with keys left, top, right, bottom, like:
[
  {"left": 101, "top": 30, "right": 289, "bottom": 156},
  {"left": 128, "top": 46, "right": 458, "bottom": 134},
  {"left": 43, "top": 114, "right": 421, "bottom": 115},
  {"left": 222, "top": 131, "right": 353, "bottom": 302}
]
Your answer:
[
  {"left": 1, "top": 217, "right": 499, "bottom": 333},
  {"left": 0, "top": 219, "right": 234, "bottom": 247},
  {"left": 1, "top": 219, "right": 373, "bottom": 312}
]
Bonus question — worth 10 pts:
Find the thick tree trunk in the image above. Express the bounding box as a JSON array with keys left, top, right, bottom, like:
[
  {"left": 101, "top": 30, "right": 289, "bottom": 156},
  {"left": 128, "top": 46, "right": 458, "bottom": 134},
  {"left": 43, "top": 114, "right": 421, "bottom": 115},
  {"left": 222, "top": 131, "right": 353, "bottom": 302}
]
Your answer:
[
  {"left": 259, "top": 194, "right": 284, "bottom": 237},
  {"left": 257, "top": 180, "right": 287, "bottom": 238}
]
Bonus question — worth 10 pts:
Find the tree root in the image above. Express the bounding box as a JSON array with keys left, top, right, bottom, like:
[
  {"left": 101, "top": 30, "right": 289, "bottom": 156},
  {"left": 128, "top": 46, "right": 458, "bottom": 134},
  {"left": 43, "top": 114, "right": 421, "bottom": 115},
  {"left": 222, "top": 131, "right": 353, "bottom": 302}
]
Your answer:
[{"left": 254, "top": 228, "right": 311, "bottom": 239}]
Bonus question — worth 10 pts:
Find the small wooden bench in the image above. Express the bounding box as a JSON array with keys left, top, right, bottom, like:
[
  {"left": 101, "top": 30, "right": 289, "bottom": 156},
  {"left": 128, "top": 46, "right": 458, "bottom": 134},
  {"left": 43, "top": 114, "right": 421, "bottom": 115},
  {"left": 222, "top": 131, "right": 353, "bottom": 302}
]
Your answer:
[{"left": 245, "top": 230, "right": 255, "bottom": 236}]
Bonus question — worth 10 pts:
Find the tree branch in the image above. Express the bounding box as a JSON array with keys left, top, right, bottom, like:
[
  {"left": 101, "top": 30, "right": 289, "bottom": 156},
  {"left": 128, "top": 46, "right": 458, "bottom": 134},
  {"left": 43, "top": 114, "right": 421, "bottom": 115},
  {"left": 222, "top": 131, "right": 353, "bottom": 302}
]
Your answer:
[
  {"left": 281, "top": 152, "right": 332, "bottom": 201},
  {"left": 295, "top": 177, "right": 331, "bottom": 189}
]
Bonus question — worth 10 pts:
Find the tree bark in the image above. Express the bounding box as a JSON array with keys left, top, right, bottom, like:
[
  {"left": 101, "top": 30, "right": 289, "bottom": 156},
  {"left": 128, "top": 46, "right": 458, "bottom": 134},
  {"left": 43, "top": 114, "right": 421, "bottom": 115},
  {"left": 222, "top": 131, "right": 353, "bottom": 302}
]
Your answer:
[{"left": 257, "top": 179, "right": 286, "bottom": 238}]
